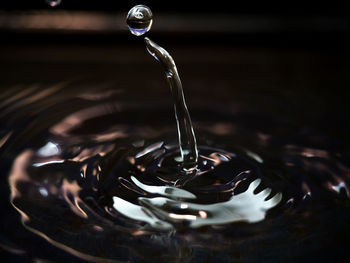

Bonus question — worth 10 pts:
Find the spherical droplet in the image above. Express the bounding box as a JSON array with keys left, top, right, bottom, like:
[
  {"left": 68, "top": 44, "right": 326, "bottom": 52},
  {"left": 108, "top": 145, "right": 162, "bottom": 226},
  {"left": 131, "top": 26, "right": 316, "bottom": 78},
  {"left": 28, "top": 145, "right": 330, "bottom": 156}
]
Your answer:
[
  {"left": 126, "top": 5, "right": 153, "bottom": 36},
  {"left": 46, "top": 0, "right": 62, "bottom": 7}
]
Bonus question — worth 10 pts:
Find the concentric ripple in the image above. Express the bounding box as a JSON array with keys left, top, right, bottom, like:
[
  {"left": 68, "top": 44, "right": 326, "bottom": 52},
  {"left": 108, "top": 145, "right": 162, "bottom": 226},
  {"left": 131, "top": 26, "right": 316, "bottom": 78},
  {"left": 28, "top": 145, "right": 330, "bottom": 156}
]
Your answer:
[{"left": 1, "top": 82, "right": 350, "bottom": 262}]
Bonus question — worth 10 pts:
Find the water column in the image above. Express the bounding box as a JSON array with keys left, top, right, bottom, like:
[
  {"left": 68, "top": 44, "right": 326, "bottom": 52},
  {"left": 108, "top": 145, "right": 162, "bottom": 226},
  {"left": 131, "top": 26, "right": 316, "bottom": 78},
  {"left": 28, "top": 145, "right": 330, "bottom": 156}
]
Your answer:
[{"left": 127, "top": 5, "right": 198, "bottom": 173}]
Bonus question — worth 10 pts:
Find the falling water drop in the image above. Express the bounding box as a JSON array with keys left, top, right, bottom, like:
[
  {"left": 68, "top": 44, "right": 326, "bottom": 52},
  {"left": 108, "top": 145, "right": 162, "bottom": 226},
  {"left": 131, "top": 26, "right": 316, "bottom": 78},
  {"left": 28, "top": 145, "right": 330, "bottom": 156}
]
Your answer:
[
  {"left": 126, "top": 5, "right": 153, "bottom": 36},
  {"left": 127, "top": 5, "right": 198, "bottom": 173},
  {"left": 45, "top": 0, "right": 61, "bottom": 7}
]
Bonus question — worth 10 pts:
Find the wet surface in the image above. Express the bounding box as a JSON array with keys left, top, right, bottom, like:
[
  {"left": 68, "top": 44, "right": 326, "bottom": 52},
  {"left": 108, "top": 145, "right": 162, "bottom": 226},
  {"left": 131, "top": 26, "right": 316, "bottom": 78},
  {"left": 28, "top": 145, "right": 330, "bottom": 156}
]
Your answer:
[{"left": 1, "top": 42, "right": 350, "bottom": 262}]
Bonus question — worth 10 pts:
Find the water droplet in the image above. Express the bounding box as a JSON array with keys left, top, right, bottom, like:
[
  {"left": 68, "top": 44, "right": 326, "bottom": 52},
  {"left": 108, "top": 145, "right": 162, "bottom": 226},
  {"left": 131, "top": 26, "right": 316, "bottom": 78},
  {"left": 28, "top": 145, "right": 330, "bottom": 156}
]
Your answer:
[
  {"left": 126, "top": 5, "right": 153, "bottom": 36},
  {"left": 45, "top": 0, "right": 61, "bottom": 7}
]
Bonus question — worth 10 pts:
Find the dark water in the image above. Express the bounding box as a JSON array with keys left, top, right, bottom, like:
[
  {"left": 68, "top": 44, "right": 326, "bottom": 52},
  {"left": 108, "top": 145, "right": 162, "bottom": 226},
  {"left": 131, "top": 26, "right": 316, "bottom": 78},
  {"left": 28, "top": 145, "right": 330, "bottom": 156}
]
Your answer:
[{"left": 1, "top": 44, "right": 350, "bottom": 262}]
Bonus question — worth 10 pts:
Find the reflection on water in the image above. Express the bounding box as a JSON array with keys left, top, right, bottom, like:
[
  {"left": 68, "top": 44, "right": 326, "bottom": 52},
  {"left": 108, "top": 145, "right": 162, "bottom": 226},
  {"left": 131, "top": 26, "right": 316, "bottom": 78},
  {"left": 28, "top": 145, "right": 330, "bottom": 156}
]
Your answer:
[
  {"left": 1, "top": 81, "right": 350, "bottom": 262},
  {"left": 134, "top": 178, "right": 281, "bottom": 228}
]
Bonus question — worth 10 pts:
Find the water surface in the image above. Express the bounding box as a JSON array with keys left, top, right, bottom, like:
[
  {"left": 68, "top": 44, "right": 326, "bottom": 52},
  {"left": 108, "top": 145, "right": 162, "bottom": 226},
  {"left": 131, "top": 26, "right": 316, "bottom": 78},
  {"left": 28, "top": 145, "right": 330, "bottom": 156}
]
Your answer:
[{"left": 0, "top": 44, "right": 350, "bottom": 262}]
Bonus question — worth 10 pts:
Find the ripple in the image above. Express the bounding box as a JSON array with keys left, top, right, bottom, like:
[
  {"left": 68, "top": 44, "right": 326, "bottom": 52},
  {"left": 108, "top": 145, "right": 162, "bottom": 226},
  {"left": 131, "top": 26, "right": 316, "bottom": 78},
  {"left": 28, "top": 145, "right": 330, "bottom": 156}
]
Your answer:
[{"left": 1, "top": 83, "right": 350, "bottom": 262}]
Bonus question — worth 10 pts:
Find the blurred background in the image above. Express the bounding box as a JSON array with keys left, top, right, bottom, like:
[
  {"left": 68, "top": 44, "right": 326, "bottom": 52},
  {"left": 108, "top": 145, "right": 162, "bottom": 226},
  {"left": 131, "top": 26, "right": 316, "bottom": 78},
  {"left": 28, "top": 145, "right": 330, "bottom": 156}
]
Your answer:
[
  {"left": 1, "top": 0, "right": 350, "bottom": 141},
  {"left": 2, "top": 1, "right": 350, "bottom": 45}
]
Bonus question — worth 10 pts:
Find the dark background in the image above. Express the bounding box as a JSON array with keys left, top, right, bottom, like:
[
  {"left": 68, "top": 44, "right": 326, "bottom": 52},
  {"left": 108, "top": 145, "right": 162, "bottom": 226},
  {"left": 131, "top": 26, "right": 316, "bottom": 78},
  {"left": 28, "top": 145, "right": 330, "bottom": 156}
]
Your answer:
[
  {"left": 0, "top": 2, "right": 349, "bottom": 136},
  {"left": 0, "top": 0, "right": 349, "bottom": 14},
  {"left": 1, "top": 1, "right": 350, "bottom": 262},
  {"left": 1, "top": 0, "right": 349, "bottom": 139},
  {"left": 1, "top": 1, "right": 350, "bottom": 46},
  {"left": 1, "top": 1, "right": 350, "bottom": 44}
]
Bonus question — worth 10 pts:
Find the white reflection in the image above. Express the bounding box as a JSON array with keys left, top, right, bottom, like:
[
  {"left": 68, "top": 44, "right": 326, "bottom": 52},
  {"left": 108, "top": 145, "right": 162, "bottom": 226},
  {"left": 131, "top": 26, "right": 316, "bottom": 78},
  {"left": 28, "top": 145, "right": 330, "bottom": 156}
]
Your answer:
[
  {"left": 331, "top": 181, "right": 349, "bottom": 196},
  {"left": 168, "top": 213, "right": 197, "bottom": 220},
  {"left": 112, "top": 179, "right": 282, "bottom": 229},
  {"left": 245, "top": 150, "right": 263, "bottom": 163},
  {"left": 198, "top": 210, "right": 207, "bottom": 218},
  {"left": 301, "top": 182, "right": 312, "bottom": 199},
  {"left": 135, "top": 142, "right": 164, "bottom": 158},
  {"left": 38, "top": 187, "right": 49, "bottom": 197},
  {"left": 112, "top": 197, "right": 172, "bottom": 230},
  {"left": 37, "top": 142, "right": 60, "bottom": 157},
  {"left": 138, "top": 179, "right": 282, "bottom": 228},
  {"left": 33, "top": 160, "right": 64, "bottom": 167},
  {"left": 130, "top": 176, "right": 196, "bottom": 199},
  {"left": 180, "top": 203, "right": 188, "bottom": 209}
]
